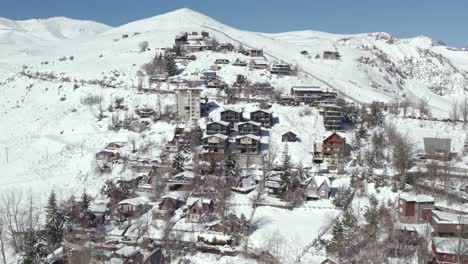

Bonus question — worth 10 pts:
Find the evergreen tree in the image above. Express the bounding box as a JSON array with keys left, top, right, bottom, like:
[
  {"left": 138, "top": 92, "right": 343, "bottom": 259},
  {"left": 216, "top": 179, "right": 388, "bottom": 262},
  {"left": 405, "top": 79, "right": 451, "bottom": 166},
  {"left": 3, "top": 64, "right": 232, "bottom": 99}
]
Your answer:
[
  {"left": 165, "top": 55, "right": 178, "bottom": 76},
  {"left": 45, "top": 191, "right": 66, "bottom": 250},
  {"left": 279, "top": 144, "right": 292, "bottom": 195},
  {"left": 224, "top": 152, "right": 237, "bottom": 184},
  {"left": 81, "top": 190, "right": 90, "bottom": 211},
  {"left": 22, "top": 230, "right": 39, "bottom": 264},
  {"left": 364, "top": 194, "right": 379, "bottom": 240},
  {"left": 172, "top": 152, "right": 185, "bottom": 175},
  {"left": 328, "top": 220, "right": 344, "bottom": 253}
]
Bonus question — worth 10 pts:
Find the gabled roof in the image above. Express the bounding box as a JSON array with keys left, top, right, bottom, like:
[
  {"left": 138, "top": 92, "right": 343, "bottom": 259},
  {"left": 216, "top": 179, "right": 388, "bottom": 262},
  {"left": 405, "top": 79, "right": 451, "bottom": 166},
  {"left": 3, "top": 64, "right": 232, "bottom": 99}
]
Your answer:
[
  {"left": 117, "top": 197, "right": 149, "bottom": 206},
  {"left": 235, "top": 134, "right": 261, "bottom": 141},
  {"left": 282, "top": 131, "right": 297, "bottom": 137},
  {"left": 323, "top": 132, "right": 346, "bottom": 142},
  {"left": 202, "top": 133, "right": 229, "bottom": 140},
  {"left": 304, "top": 176, "right": 330, "bottom": 190},
  {"left": 207, "top": 120, "right": 230, "bottom": 127},
  {"left": 237, "top": 121, "right": 261, "bottom": 127},
  {"left": 221, "top": 108, "right": 242, "bottom": 114},
  {"left": 291, "top": 86, "right": 323, "bottom": 92},
  {"left": 251, "top": 109, "right": 273, "bottom": 114},
  {"left": 400, "top": 193, "right": 434, "bottom": 203},
  {"left": 186, "top": 197, "right": 213, "bottom": 207}
]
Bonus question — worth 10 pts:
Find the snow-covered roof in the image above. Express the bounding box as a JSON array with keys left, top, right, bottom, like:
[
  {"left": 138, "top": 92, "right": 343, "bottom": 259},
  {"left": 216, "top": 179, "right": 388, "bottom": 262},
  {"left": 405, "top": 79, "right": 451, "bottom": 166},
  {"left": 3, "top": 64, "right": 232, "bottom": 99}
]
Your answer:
[
  {"left": 314, "top": 176, "right": 330, "bottom": 188},
  {"left": 173, "top": 171, "right": 196, "bottom": 179},
  {"left": 221, "top": 108, "right": 242, "bottom": 114},
  {"left": 265, "top": 180, "right": 281, "bottom": 189},
  {"left": 251, "top": 109, "right": 273, "bottom": 114},
  {"left": 291, "top": 86, "right": 323, "bottom": 92},
  {"left": 186, "top": 197, "right": 212, "bottom": 207},
  {"left": 431, "top": 210, "right": 468, "bottom": 225},
  {"left": 399, "top": 193, "right": 434, "bottom": 203},
  {"left": 115, "top": 246, "right": 141, "bottom": 258},
  {"left": 202, "top": 133, "right": 229, "bottom": 140},
  {"left": 117, "top": 197, "right": 149, "bottom": 206},
  {"left": 432, "top": 237, "right": 468, "bottom": 255},
  {"left": 207, "top": 120, "right": 229, "bottom": 127},
  {"left": 237, "top": 121, "right": 261, "bottom": 127},
  {"left": 235, "top": 134, "right": 261, "bottom": 141},
  {"left": 322, "top": 131, "right": 346, "bottom": 141}
]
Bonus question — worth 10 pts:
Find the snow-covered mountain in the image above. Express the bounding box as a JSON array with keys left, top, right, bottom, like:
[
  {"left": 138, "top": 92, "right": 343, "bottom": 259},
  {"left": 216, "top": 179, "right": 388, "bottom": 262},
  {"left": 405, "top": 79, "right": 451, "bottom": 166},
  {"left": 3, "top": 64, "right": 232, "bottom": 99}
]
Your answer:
[{"left": 0, "top": 8, "right": 467, "bottom": 200}]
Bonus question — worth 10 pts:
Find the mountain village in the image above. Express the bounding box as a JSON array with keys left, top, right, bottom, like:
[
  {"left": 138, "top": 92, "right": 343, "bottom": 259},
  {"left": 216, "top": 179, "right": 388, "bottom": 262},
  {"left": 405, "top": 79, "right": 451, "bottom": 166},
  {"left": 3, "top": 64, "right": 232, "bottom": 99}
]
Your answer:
[{"left": 1, "top": 8, "right": 468, "bottom": 264}]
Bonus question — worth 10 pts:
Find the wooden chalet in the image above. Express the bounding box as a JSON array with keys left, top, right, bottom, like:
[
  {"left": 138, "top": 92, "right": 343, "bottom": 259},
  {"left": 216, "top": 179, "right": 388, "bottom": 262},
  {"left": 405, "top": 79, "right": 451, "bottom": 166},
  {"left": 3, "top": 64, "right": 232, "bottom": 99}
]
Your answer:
[
  {"left": 235, "top": 134, "right": 260, "bottom": 154},
  {"left": 117, "top": 197, "right": 150, "bottom": 217},
  {"left": 303, "top": 176, "right": 330, "bottom": 200},
  {"left": 186, "top": 197, "right": 214, "bottom": 223},
  {"left": 250, "top": 109, "right": 273, "bottom": 127},
  {"left": 237, "top": 121, "right": 261, "bottom": 136},
  {"left": 270, "top": 63, "right": 291, "bottom": 75},
  {"left": 206, "top": 120, "right": 230, "bottom": 135},
  {"left": 152, "top": 194, "right": 186, "bottom": 220},
  {"left": 202, "top": 134, "right": 229, "bottom": 154},
  {"left": 218, "top": 43, "right": 234, "bottom": 52},
  {"left": 322, "top": 132, "right": 347, "bottom": 160},
  {"left": 250, "top": 59, "right": 269, "bottom": 70},
  {"left": 220, "top": 109, "right": 243, "bottom": 124},
  {"left": 282, "top": 131, "right": 299, "bottom": 142},
  {"left": 232, "top": 58, "right": 247, "bottom": 66},
  {"left": 398, "top": 193, "right": 435, "bottom": 224},
  {"left": 206, "top": 77, "right": 226, "bottom": 89},
  {"left": 214, "top": 58, "right": 230, "bottom": 64},
  {"left": 247, "top": 49, "right": 263, "bottom": 57}
]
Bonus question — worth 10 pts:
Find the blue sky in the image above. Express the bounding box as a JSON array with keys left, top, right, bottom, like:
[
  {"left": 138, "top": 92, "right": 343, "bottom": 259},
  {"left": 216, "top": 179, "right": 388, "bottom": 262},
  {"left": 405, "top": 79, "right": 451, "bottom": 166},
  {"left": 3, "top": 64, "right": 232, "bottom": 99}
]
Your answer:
[{"left": 2, "top": 0, "right": 467, "bottom": 46}]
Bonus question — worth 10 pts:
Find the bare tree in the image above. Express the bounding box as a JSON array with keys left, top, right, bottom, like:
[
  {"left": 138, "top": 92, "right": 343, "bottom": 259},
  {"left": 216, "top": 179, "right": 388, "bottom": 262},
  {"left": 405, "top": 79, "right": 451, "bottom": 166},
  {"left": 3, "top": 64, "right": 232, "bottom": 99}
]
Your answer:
[
  {"left": 459, "top": 97, "right": 468, "bottom": 124},
  {"left": 426, "top": 160, "right": 440, "bottom": 195},
  {"left": 391, "top": 133, "right": 414, "bottom": 189},
  {"left": 417, "top": 97, "right": 430, "bottom": 117},
  {"left": 400, "top": 98, "right": 411, "bottom": 118},
  {"left": 450, "top": 100, "right": 460, "bottom": 121},
  {"left": 138, "top": 41, "right": 149, "bottom": 52},
  {"left": 0, "top": 217, "right": 6, "bottom": 264}
]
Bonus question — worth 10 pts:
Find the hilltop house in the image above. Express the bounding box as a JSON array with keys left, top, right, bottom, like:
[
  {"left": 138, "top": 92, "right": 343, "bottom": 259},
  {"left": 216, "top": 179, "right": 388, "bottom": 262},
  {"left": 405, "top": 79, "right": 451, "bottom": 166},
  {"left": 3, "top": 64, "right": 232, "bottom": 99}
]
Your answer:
[
  {"left": 247, "top": 49, "right": 263, "bottom": 57},
  {"left": 220, "top": 109, "right": 243, "bottom": 125},
  {"left": 398, "top": 194, "right": 435, "bottom": 224},
  {"left": 206, "top": 121, "right": 230, "bottom": 135},
  {"left": 323, "top": 51, "right": 341, "bottom": 60},
  {"left": 232, "top": 58, "right": 247, "bottom": 66},
  {"left": 202, "top": 134, "right": 229, "bottom": 154},
  {"left": 219, "top": 42, "right": 234, "bottom": 52},
  {"left": 186, "top": 197, "right": 214, "bottom": 223},
  {"left": 430, "top": 210, "right": 468, "bottom": 236},
  {"left": 237, "top": 121, "right": 261, "bottom": 136},
  {"left": 235, "top": 134, "right": 260, "bottom": 154},
  {"left": 270, "top": 63, "right": 291, "bottom": 75},
  {"left": 282, "top": 131, "right": 299, "bottom": 142},
  {"left": 206, "top": 77, "right": 227, "bottom": 89},
  {"left": 250, "top": 109, "right": 273, "bottom": 127},
  {"left": 322, "top": 132, "right": 347, "bottom": 160},
  {"left": 303, "top": 176, "right": 331, "bottom": 200}
]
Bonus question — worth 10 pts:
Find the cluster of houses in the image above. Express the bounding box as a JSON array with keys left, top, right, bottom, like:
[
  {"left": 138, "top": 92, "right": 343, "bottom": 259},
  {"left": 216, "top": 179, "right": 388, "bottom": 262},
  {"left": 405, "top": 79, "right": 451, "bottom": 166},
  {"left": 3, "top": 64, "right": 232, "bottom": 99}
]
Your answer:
[
  {"left": 397, "top": 193, "right": 468, "bottom": 263},
  {"left": 202, "top": 109, "right": 273, "bottom": 155}
]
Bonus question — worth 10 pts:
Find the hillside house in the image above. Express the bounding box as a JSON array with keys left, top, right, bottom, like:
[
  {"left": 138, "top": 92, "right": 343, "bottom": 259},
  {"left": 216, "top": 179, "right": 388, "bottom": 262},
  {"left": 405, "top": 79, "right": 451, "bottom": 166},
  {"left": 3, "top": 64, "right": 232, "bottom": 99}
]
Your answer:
[
  {"left": 206, "top": 77, "right": 226, "bottom": 89},
  {"left": 186, "top": 197, "right": 214, "bottom": 223},
  {"left": 233, "top": 74, "right": 247, "bottom": 87},
  {"left": 95, "top": 151, "right": 118, "bottom": 169},
  {"left": 282, "top": 131, "right": 299, "bottom": 142},
  {"left": 214, "top": 59, "right": 230, "bottom": 64},
  {"left": 220, "top": 109, "right": 243, "bottom": 124},
  {"left": 219, "top": 43, "right": 234, "bottom": 52},
  {"left": 322, "top": 132, "right": 347, "bottom": 160},
  {"left": 423, "top": 138, "right": 452, "bottom": 161},
  {"left": 265, "top": 175, "right": 282, "bottom": 195},
  {"left": 186, "top": 41, "right": 211, "bottom": 52},
  {"left": 323, "top": 51, "right": 341, "bottom": 60},
  {"left": 250, "top": 59, "right": 269, "bottom": 70},
  {"left": 201, "top": 31, "right": 209, "bottom": 38},
  {"left": 237, "top": 121, "right": 261, "bottom": 136},
  {"left": 303, "top": 176, "right": 331, "bottom": 200},
  {"left": 135, "top": 108, "right": 155, "bottom": 118},
  {"left": 175, "top": 87, "right": 202, "bottom": 121},
  {"left": 247, "top": 49, "right": 263, "bottom": 57},
  {"left": 235, "top": 134, "right": 260, "bottom": 154},
  {"left": 106, "top": 142, "right": 126, "bottom": 151},
  {"left": 270, "top": 63, "right": 291, "bottom": 75},
  {"left": 175, "top": 32, "right": 188, "bottom": 45},
  {"left": 430, "top": 210, "right": 468, "bottom": 236},
  {"left": 117, "top": 197, "right": 150, "bottom": 217},
  {"left": 252, "top": 82, "right": 274, "bottom": 96},
  {"left": 202, "top": 134, "right": 229, "bottom": 154},
  {"left": 321, "top": 104, "right": 342, "bottom": 131},
  {"left": 398, "top": 194, "right": 435, "bottom": 224},
  {"left": 167, "top": 171, "right": 196, "bottom": 191},
  {"left": 148, "top": 74, "right": 167, "bottom": 87},
  {"left": 206, "top": 121, "right": 230, "bottom": 135},
  {"left": 432, "top": 237, "right": 468, "bottom": 263},
  {"left": 250, "top": 109, "right": 273, "bottom": 127},
  {"left": 232, "top": 58, "right": 247, "bottom": 66},
  {"left": 291, "top": 86, "right": 338, "bottom": 104},
  {"left": 152, "top": 194, "right": 186, "bottom": 220}
]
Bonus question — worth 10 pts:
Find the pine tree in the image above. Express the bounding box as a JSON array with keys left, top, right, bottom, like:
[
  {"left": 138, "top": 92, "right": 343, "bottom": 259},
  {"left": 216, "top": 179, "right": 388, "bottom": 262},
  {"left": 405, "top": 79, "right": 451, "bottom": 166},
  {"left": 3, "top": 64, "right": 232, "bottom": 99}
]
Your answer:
[
  {"left": 22, "top": 230, "right": 39, "bottom": 264},
  {"left": 328, "top": 220, "right": 344, "bottom": 252},
  {"left": 45, "top": 191, "right": 66, "bottom": 250},
  {"left": 279, "top": 144, "right": 292, "bottom": 195},
  {"left": 364, "top": 194, "right": 379, "bottom": 241},
  {"left": 165, "top": 55, "right": 178, "bottom": 76},
  {"left": 224, "top": 152, "right": 237, "bottom": 181},
  {"left": 81, "top": 190, "right": 90, "bottom": 211},
  {"left": 172, "top": 152, "right": 185, "bottom": 175}
]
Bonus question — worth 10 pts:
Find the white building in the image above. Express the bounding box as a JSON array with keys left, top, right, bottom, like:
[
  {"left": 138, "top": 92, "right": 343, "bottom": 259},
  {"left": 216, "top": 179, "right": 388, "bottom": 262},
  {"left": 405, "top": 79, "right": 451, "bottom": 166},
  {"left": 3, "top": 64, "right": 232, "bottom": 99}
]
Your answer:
[{"left": 175, "top": 87, "right": 202, "bottom": 121}]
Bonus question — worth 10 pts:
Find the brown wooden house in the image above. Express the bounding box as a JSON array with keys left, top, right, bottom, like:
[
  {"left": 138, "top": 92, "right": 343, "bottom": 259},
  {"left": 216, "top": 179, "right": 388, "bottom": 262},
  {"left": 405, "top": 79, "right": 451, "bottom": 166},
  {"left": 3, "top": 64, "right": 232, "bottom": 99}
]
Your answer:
[
  {"left": 235, "top": 134, "right": 260, "bottom": 154},
  {"left": 282, "top": 131, "right": 299, "bottom": 142},
  {"left": 206, "top": 121, "right": 230, "bottom": 135},
  {"left": 237, "top": 121, "right": 261, "bottom": 136},
  {"left": 220, "top": 109, "right": 243, "bottom": 124},
  {"left": 322, "top": 132, "right": 346, "bottom": 160},
  {"left": 186, "top": 197, "right": 214, "bottom": 223},
  {"left": 398, "top": 194, "right": 435, "bottom": 224},
  {"left": 202, "top": 134, "right": 229, "bottom": 154},
  {"left": 250, "top": 109, "right": 273, "bottom": 127}
]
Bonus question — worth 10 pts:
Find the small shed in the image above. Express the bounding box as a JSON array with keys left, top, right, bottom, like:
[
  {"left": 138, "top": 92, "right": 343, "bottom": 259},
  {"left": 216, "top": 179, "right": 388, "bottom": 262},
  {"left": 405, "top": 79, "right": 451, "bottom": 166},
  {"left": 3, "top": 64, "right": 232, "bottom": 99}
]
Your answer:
[{"left": 282, "top": 131, "right": 299, "bottom": 142}]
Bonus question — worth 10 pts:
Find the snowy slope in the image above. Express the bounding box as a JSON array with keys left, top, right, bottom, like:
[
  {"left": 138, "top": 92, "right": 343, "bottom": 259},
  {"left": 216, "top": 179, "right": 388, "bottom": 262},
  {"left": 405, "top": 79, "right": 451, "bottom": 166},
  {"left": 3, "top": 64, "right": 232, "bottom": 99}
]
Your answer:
[{"left": 0, "top": 7, "right": 467, "bottom": 200}]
